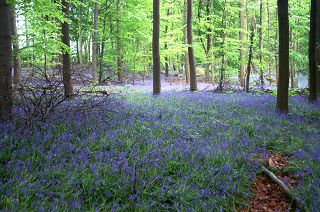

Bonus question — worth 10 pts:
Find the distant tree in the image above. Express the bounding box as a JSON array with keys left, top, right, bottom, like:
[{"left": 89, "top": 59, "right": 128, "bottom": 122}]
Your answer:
[
  {"left": 258, "top": 0, "right": 264, "bottom": 87},
  {"left": 92, "top": 1, "right": 99, "bottom": 82},
  {"left": 116, "top": 0, "right": 124, "bottom": 82},
  {"left": 11, "top": 5, "right": 21, "bottom": 85},
  {"left": 219, "top": 0, "right": 227, "bottom": 92},
  {"left": 239, "top": 0, "right": 245, "bottom": 87},
  {"left": 309, "top": 0, "right": 317, "bottom": 102},
  {"left": 61, "top": 0, "right": 74, "bottom": 97},
  {"left": 276, "top": 0, "right": 289, "bottom": 113},
  {"left": 164, "top": 9, "right": 169, "bottom": 78},
  {"left": 78, "top": 2, "right": 83, "bottom": 64},
  {"left": 153, "top": 0, "right": 161, "bottom": 95},
  {"left": 0, "top": 0, "right": 13, "bottom": 120},
  {"left": 183, "top": 0, "right": 190, "bottom": 84},
  {"left": 187, "top": 0, "right": 197, "bottom": 91},
  {"left": 246, "top": 15, "right": 255, "bottom": 92}
]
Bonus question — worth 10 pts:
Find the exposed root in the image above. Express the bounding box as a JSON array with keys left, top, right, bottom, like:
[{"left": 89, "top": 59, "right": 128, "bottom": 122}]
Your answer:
[{"left": 261, "top": 166, "right": 305, "bottom": 209}]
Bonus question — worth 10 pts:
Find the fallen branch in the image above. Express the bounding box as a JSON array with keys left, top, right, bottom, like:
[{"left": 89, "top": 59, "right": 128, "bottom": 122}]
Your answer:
[
  {"left": 80, "top": 90, "right": 110, "bottom": 96},
  {"left": 261, "top": 165, "right": 305, "bottom": 209}
]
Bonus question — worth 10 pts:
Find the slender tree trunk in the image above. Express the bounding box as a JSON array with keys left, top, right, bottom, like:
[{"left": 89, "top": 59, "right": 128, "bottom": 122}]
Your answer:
[
  {"left": 309, "top": 0, "right": 317, "bottom": 102},
  {"left": 246, "top": 15, "right": 255, "bottom": 92},
  {"left": 205, "top": 0, "right": 212, "bottom": 82},
  {"left": 276, "top": 0, "right": 289, "bottom": 113},
  {"left": 289, "top": 29, "right": 294, "bottom": 89},
  {"left": 219, "top": 0, "right": 227, "bottom": 92},
  {"left": 275, "top": 9, "right": 279, "bottom": 83},
  {"left": 165, "top": 9, "right": 169, "bottom": 78},
  {"left": 259, "top": 0, "right": 264, "bottom": 87},
  {"left": 11, "top": 5, "right": 21, "bottom": 85},
  {"left": 0, "top": 0, "right": 13, "bottom": 120},
  {"left": 187, "top": 0, "right": 197, "bottom": 91},
  {"left": 25, "top": 15, "right": 30, "bottom": 65},
  {"left": 116, "top": 0, "right": 123, "bottom": 82},
  {"left": 92, "top": 2, "right": 99, "bottom": 82},
  {"left": 78, "top": 5, "right": 83, "bottom": 64},
  {"left": 184, "top": 0, "right": 190, "bottom": 84},
  {"left": 239, "top": 0, "right": 245, "bottom": 87},
  {"left": 99, "top": 0, "right": 109, "bottom": 82},
  {"left": 267, "top": 0, "right": 271, "bottom": 78},
  {"left": 316, "top": 0, "right": 320, "bottom": 96},
  {"left": 153, "top": 0, "right": 161, "bottom": 95},
  {"left": 61, "top": 0, "right": 74, "bottom": 97}
]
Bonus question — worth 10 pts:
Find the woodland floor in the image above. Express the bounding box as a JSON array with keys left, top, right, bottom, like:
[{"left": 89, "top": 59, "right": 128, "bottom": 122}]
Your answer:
[{"left": 0, "top": 78, "right": 320, "bottom": 211}]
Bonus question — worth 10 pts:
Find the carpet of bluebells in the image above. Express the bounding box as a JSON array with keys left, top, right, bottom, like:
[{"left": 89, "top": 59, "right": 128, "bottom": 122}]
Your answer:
[{"left": 0, "top": 84, "right": 320, "bottom": 211}]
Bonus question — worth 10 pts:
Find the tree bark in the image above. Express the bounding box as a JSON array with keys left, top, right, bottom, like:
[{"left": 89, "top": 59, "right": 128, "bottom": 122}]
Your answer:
[
  {"left": 153, "top": 0, "right": 161, "bottom": 95},
  {"left": 267, "top": 0, "right": 271, "bottom": 78},
  {"left": 11, "top": 6, "right": 21, "bottom": 85},
  {"left": 259, "top": 0, "right": 264, "bottom": 87},
  {"left": 99, "top": 0, "right": 110, "bottom": 82},
  {"left": 61, "top": 0, "right": 74, "bottom": 97},
  {"left": 219, "top": 0, "right": 227, "bottom": 92},
  {"left": 246, "top": 15, "right": 255, "bottom": 92},
  {"left": 78, "top": 4, "right": 83, "bottom": 64},
  {"left": 276, "top": 0, "right": 289, "bottom": 113},
  {"left": 184, "top": 0, "right": 190, "bottom": 84},
  {"left": 165, "top": 9, "right": 169, "bottom": 78},
  {"left": 316, "top": 0, "right": 320, "bottom": 96},
  {"left": 0, "top": 0, "right": 13, "bottom": 120},
  {"left": 309, "top": 0, "right": 317, "bottom": 102},
  {"left": 92, "top": 2, "right": 99, "bottom": 82},
  {"left": 187, "top": 0, "right": 197, "bottom": 91},
  {"left": 239, "top": 0, "right": 245, "bottom": 87},
  {"left": 116, "top": 0, "right": 123, "bottom": 82},
  {"left": 205, "top": 0, "right": 212, "bottom": 82}
]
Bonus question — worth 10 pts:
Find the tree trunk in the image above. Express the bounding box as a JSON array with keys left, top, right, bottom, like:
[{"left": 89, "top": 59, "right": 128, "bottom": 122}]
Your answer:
[
  {"left": 11, "top": 5, "right": 21, "bottom": 85},
  {"left": 205, "top": 0, "right": 212, "bottom": 82},
  {"left": 165, "top": 9, "right": 169, "bottom": 78},
  {"left": 99, "top": 0, "right": 110, "bottom": 82},
  {"left": 309, "top": 0, "right": 317, "bottom": 102},
  {"left": 289, "top": 29, "right": 295, "bottom": 89},
  {"left": 316, "top": 0, "right": 320, "bottom": 96},
  {"left": 239, "top": 0, "right": 245, "bottom": 87},
  {"left": 116, "top": 0, "right": 123, "bottom": 82},
  {"left": 187, "top": 0, "right": 197, "bottom": 91},
  {"left": 184, "top": 0, "right": 190, "bottom": 84},
  {"left": 267, "top": 0, "right": 271, "bottom": 78},
  {"left": 61, "top": 0, "right": 74, "bottom": 97},
  {"left": 259, "top": 0, "right": 264, "bottom": 87},
  {"left": 275, "top": 9, "right": 279, "bottom": 84},
  {"left": 92, "top": 2, "right": 99, "bottom": 82},
  {"left": 0, "top": 0, "right": 13, "bottom": 120},
  {"left": 78, "top": 4, "right": 83, "bottom": 64},
  {"left": 246, "top": 15, "right": 255, "bottom": 92},
  {"left": 153, "top": 0, "right": 161, "bottom": 95},
  {"left": 219, "top": 0, "right": 227, "bottom": 92},
  {"left": 276, "top": 0, "right": 289, "bottom": 113}
]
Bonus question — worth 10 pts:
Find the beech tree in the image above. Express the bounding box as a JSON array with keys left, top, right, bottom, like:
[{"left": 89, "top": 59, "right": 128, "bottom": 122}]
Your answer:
[
  {"left": 276, "top": 0, "right": 289, "bottom": 113},
  {"left": 183, "top": 0, "right": 190, "bottom": 84},
  {"left": 309, "top": 0, "right": 317, "bottom": 102},
  {"left": 316, "top": 0, "right": 320, "bottom": 95},
  {"left": 11, "top": 5, "right": 21, "bottom": 85},
  {"left": 61, "top": 0, "right": 74, "bottom": 97},
  {"left": 239, "top": 0, "right": 245, "bottom": 87},
  {"left": 246, "top": 15, "right": 255, "bottom": 92},
  {"left": 187, "top": 0, "right": 197, "bottom": 91},
  {"left": 92, "top": 1, "right": 99, "bottom": 83},
  {"left": 0, "top": 0, "right": 13, "bottom": 120},
  {"left": 153, "top": 0, "right": 161, "bottom": 95}
]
